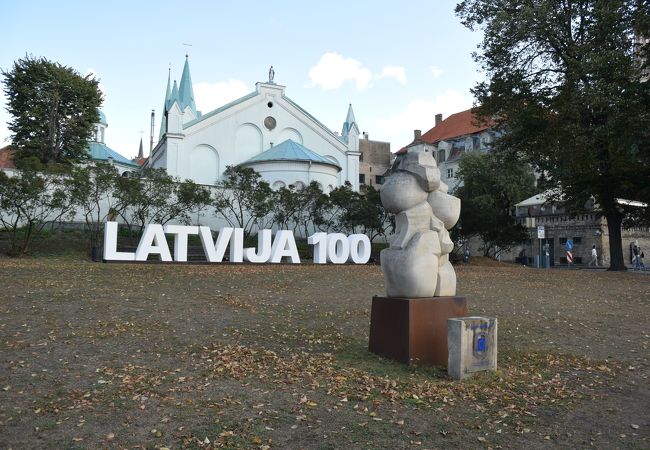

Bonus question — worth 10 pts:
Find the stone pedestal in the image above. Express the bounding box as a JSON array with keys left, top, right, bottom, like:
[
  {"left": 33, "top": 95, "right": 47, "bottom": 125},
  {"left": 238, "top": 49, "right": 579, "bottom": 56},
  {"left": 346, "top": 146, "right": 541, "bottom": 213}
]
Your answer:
[
  {"left": 368, "top": 295, "right": 467, "bottom": 366},
  {"left": 447, "top": 317, "right": 498, "bottom": 380}
]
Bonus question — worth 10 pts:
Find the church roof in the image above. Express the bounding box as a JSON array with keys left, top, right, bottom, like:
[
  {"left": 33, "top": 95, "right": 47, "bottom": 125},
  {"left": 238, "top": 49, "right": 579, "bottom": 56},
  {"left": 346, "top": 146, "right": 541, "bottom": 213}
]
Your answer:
[
  {"left": 241, "top": 139, "right": 341, "bottom": 170},
  {"left": 88, "top": 142, "right": 140, "bottom": 168}
]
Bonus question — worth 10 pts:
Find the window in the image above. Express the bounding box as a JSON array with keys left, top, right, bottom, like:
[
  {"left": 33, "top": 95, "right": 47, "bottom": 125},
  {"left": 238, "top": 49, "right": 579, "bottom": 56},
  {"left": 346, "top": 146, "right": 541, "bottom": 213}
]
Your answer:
[
  {"left": 359, "top": 174, "right": 366, "bottom": 184},
  {"left": 447, "top": 168, "right": 454, "bottom": 179},
  {"left": 573, "top": 237, "right": 582, "bottom": 244},
  {"left": 438, "top": 149, "right": 446, "bottom": 163},
  {"left": 375, "top": 175, "right": 384, "bottom": 184}
]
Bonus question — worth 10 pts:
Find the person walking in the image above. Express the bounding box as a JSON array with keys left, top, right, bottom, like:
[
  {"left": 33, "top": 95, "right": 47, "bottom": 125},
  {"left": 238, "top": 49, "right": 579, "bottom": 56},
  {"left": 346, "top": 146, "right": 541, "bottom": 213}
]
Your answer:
[
  {"left": 640, "top": 251, "right": 646, "bottom": 271},
  {"left": 632, "top": 245, "right": 640, "bottom": 270},
  {"left": 588, "top": 245, "right": 598, "bottom": 266}
]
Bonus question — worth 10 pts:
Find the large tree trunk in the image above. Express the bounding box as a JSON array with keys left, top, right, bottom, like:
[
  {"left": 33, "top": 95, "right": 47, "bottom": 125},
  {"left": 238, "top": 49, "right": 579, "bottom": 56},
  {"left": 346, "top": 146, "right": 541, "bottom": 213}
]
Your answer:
[{"left": 605, "top": 211, "right": 626, "bottom": 271}]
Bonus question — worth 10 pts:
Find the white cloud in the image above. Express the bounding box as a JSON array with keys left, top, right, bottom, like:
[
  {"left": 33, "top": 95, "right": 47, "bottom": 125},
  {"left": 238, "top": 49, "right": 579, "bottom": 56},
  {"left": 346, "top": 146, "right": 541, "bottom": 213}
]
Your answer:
[
  {"left": 375, "top": 89, "right": 473, "bottom": 148},
  {"left": 429, "top": 65, "right": 443, "bottom": 78},
  {"left": 309, "top": 52, "right": 372, "bottom": 91},
  {"left": 193, "top": 79, "right": 250, "bottom": 112},
  {"left": 378, "top": 66, "right": 407, "bottom": 84}
]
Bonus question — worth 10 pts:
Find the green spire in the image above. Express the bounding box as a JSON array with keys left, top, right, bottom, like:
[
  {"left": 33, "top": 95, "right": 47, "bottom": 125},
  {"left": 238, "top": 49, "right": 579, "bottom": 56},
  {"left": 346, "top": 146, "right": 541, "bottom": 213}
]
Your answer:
[
  {"left": 171, "top": 79, "right": 179, "bottom": 105},
  {"left": 178, "top": 55, "right": 197, "bottom": 114},
  {"left": 341, "top": 103, "right": 359, "bottom": 143},
  {"left": 345, "top": 103, "right": 356, "bottom": 126},
  {"left": 159, "top": 68, "right": 172, "bottom": 140}
]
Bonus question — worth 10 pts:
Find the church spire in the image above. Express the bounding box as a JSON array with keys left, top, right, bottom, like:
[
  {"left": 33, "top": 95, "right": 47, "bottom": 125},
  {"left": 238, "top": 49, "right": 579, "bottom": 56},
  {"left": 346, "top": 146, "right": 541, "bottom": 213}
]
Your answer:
[
  {"left": 341, "top": 103, "right": 359, "bottom": 143},
  {"left": 138, "top": 137, "right": 144, "bottom": 159},
  {"left": 171, "top": 79, "right": 179, "bottom": 105},
  {"left": 159, "top": 68, "right": 172, "bottom": 140},
  {"left": 178, "top": 54, "right": 197, "bottom": 114},
  {"left": 345, "top": 103, "right": 356, "bottom": 126}
]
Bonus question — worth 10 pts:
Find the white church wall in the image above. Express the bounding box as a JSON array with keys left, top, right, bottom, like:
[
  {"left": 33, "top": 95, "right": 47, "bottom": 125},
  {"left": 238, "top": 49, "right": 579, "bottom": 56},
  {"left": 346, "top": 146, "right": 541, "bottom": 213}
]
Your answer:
[
  {"left": 245, "top": 161, "right": 340, "bottom": 192},
  {"left": 189, "top": 144, "right": 220, "bottom": 185},
  {"left": 278, "top": 127, "right": 303, "bottom": 144},
  {"left": 235, "top": 123, "right": 264, "bottom": 155},
  {"left": 168, "top": 83, "right": 356, "bottom": 187}
]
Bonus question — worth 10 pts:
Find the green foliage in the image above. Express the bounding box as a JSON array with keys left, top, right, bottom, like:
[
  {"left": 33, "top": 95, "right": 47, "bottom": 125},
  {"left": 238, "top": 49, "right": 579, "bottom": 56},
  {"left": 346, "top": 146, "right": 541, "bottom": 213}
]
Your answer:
[
  {"left": 212, "top": 166, "right": 274, "bottom": 236},
  {"left": 67, "top": 163, "right": 121, "bottom": 248},
  {"left": 114, "top": 168, "right": 212, "bottom": 233},
  {"left": 311, "top": 182, "right": 393, "bottom": 240},
  {"left": 2, "top": 55, "right": 103, "bottom": 164},
  {"left": 272, "top": 181, "right": 324, "bottom": 236},
  {"left": 455, "top": 151, "right": 536, "bottom": 258},
  {"left": 351, "top": 184, "right": 393, "bottom": 242},
  {"left": 0, "top": 168, "right": 74, "bottom": 255},
  {"left": 456, "top": 0, "right": 650, "bottom": 269}
]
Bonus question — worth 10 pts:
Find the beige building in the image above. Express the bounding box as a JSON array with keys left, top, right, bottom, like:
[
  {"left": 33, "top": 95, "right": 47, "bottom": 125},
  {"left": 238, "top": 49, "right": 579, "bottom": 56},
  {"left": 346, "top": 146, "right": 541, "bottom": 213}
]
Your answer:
[{"left": 358, "top": 132, "right": 391, "bottom": 189}]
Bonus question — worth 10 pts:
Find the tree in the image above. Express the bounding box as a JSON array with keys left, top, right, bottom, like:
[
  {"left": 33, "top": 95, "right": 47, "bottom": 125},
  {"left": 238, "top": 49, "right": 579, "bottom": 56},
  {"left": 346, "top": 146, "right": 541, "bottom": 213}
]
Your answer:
[
  {"left": 212, "top": 166, "right": 273, "bottom": 236},
  {"left": 2, "top": 55, "right": 103, "bottom": 164},
  {"left": 272, "top": 186, "right": 302, "bottom": 231},
  {"left": 454, "top": 151, "right": 537, "bottom": 258},
  {"left": 313, "top": 182, "right": 358, "bottom": 234},
  {"left": 114, "top": 168, "right": 211, "bottom": 233},
  {"left": 349, "top": 184, "right": 394, "bottom": 242},
  {"left": 68, "top": 163, "right": 123, "bottom": 253},
  {"left": 456, "top": 0, "right": 650, "bottom": 270},
  {"left": 0, "top": 167, "right": 74, "bottom": 255}
]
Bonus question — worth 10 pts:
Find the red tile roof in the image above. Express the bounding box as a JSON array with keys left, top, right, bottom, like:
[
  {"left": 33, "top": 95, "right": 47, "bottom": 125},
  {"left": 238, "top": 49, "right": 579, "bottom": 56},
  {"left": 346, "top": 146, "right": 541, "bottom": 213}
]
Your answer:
[
  {"left": 0, "top": 146, "right": 16, "bottom": 169},
  {"left": 422, "top": 108, "right": 494, "bottom": 143},
  {"left": 396, "top": 108, "right": 495, "bottom": 154}
]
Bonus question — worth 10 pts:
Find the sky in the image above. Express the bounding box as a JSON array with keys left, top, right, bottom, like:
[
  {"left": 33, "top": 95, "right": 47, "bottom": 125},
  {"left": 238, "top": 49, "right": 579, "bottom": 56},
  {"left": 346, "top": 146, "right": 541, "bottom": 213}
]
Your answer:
[{"left": 0, "top": 0, "right": 484, "bottom": 159}]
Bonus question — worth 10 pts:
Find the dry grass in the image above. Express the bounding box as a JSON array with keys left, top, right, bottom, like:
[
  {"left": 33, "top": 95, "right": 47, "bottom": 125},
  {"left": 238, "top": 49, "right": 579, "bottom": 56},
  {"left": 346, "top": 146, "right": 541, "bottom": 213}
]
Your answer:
[{"left": 0, "top": 259, "right": 648, "bottom": 449}]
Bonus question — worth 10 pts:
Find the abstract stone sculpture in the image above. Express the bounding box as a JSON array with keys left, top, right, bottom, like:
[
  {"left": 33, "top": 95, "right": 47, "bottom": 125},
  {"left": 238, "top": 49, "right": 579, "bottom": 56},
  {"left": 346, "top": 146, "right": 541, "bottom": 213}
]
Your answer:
[{"left": 380, "top": 147, "right": 460, "bottom": 298}]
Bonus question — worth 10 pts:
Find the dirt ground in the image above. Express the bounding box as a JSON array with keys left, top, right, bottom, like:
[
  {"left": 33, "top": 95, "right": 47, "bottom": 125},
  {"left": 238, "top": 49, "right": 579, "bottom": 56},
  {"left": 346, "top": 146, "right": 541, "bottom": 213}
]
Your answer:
[{"left": 0, "top": 258, "right": 648, "bottom": 449}]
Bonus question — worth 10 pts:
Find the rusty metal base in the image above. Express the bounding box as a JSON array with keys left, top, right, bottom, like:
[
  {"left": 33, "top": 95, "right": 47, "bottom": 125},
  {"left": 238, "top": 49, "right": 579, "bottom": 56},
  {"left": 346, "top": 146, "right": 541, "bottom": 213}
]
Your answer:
[{"left": 368, "top": 295, "right": 468, "bottom": 366}]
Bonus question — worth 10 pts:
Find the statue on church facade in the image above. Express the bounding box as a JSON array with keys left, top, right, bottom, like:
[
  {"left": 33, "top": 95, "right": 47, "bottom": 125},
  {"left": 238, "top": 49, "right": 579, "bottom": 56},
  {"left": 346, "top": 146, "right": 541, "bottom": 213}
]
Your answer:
[
  {"left": 379, "top": 147, "right": 460, "bottom": 298},
  {"left": 269, "top": 65, "right": 275, "bottom": 83}
]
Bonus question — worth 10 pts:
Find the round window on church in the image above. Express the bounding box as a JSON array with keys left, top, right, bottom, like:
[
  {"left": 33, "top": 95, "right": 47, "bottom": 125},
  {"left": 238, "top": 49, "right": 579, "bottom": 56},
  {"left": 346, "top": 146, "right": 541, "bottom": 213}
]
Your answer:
[{"left": 264, "top": 116, "right": 276, "bottom": 130}]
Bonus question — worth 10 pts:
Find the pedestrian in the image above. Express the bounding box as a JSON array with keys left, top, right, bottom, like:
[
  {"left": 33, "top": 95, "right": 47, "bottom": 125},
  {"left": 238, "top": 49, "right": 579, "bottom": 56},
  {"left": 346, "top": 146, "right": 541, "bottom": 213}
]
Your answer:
[
  {"left": 588, "top": 245, "right": 598, "bottom": 266},
  {"left": 463, "top": 248, "right": 470, "bottom": 263},
  {"left": 632, "top": 245, "right": 640, "bottom": 269},
  {"left": 639, "top": 252, "right": 645, "bottom": 271}
]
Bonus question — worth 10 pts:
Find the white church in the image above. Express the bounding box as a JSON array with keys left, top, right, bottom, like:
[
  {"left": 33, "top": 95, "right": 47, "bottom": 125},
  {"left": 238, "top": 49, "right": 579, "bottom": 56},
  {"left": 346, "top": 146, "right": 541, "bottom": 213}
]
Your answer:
[{"left": 145, "top": 57, "right": 362, "bottom": 192}]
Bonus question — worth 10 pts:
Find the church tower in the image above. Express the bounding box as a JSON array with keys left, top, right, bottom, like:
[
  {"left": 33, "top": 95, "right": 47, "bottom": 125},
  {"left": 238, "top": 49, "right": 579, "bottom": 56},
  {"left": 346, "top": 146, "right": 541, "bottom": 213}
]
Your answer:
[
  {"left": 341, "top": 104, "right": 360, "bottom": 152},
  {"left": 158, "top": 56, "right": 199, "bottom": 141}
]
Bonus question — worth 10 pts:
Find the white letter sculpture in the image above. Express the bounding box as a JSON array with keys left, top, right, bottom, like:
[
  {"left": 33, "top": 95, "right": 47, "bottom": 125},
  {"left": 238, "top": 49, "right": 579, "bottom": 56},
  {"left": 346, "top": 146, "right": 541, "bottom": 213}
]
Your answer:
[{"left": 379, "top": 148, "right": 460, "bottom": 298}]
